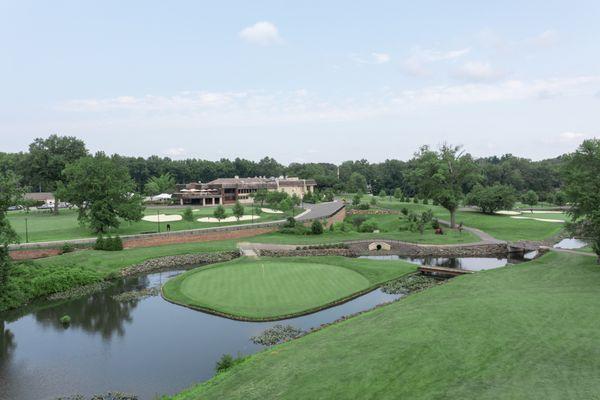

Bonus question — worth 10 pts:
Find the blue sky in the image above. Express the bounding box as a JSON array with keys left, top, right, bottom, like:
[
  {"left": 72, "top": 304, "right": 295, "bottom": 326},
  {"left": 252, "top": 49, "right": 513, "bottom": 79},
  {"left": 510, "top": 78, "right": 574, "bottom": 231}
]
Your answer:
[{"left": 1, "top": 0, "right": 599, "bottom": 162}]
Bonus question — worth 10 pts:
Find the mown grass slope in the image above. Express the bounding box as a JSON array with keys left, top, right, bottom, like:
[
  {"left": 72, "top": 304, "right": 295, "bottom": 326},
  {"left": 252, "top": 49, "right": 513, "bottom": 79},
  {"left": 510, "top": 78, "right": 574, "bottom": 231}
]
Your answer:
[{"left": 169, "top": 252, "right": 600, "bottom": 400}]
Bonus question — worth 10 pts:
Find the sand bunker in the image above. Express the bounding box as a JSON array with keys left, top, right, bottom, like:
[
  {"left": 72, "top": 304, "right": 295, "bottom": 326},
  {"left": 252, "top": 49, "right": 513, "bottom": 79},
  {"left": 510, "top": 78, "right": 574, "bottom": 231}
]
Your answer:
[
  {"left": 495, "top": 210, "right": 521, "bottom": 216},
  {"left": 525, "top": 210, "right": 564, "bottom": 214},
  {"left": 142, "top": 214, "right": 183, "bottom": 222},
  {"left": 197, "top": 215, "right": 261, "bottom": 223},
  {"left": 261, "top": 208, "right": 283, "bottom": 214},
  {"left": 510, "top": 216, "right": 563, "bottom": 223}
]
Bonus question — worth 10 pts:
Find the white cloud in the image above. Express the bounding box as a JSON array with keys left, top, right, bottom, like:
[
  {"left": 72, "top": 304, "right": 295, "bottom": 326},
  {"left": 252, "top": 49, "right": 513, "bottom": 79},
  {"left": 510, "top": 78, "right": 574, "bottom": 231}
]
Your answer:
[
  {"left": 372, "top": 52, "right": 391, "bottom": 64},
  {"left": 527, "top": 30, "right": 558, "bottom": 48},
  {"left": 350, "top": 52, "right": 391, "bottom": 65},
  {"left": 558, "top": 132, "right": 587, "bottom": 142},
  {"left": 239, "top": 21, "right": 282, "bottom": 46},
  {"left": 165, "top": 147, "right": 187, "bottom": 157},
  {"left": 454, "top": 61, "right": 505, "bottom": 82},
  {"left": 57, "top": 76, "right": 600, "bottom": 126},
  {"left": 402, "top": 47, "right": 470, "bottom": 77}
]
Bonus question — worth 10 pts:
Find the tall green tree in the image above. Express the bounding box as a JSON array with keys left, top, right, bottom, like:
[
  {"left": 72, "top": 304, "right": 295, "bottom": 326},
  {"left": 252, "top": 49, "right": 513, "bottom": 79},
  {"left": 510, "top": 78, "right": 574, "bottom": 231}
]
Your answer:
[
  {"left": 0, "top": 172, "right": 24, "bottom": 287},
  {"left": 213, "top": 205, "right": 227, "bottom": 221},
  {"left": 232, "top": 201, "right": 245, "bottom": 221},
  {"left": 251, "top": 189, "right": 268, "bottom": 207},
  {"left": 408, "top": 144, "right": 481, "bottom": 227},
  {"left": 144, "top": 172, "right": 176, "bottom": 195},
  {"left": 466, "top": 184, "right": 517, "bottom": 214},
  {"left": 27, "top": 134, "right": 88, "bottom": 213},
  {"left": 58, "top": 152, "right": 144, "bottom": 233},
  {"left": 562, "top": 139, "right": 600, "bottom": 262},
  {"left": 347, "top": 172, "right": 367, "bottom": 193}
]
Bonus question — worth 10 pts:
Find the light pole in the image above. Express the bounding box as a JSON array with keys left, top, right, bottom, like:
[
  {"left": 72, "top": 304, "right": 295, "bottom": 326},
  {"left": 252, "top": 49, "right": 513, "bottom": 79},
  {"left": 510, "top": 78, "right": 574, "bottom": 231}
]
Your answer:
[
  {"left": 157, "top": 210, "right": 161, "bottom": 233},
  {"left": 25, "top": 217, "right": 29, "bottom": 243}
]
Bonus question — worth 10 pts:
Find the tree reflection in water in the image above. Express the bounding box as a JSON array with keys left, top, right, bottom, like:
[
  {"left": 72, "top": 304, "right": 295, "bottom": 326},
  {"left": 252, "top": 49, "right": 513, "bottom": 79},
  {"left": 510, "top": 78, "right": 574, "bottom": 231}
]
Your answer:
[
  {"left": 0, "top": 320, "right": 16, "bottom": 368},
  {"left": 32, "top": 275, "right": 151, "bottom": 340}
]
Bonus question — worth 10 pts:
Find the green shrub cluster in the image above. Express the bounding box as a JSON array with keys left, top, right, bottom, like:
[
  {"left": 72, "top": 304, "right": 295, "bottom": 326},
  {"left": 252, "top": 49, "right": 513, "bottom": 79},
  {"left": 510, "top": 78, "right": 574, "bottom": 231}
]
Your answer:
[
  {"left": 295, "top": 243, "right": 348, "bottom": 250},
  {"left": 182, "top": 207, "right": 194, "bottom": 222},
  {"left": 94, "top": 235, "right": 123, "bottom": 251},
  {"left": 0, "top": 261, "right": 104, "bottom": 312},
  {"left": 311, "top": 220, "right": 324, "bottom": 235},
  {"left": 61, "top": 242, "right": 75, "bottom": 254},
  {"left": 215, "top": 353, "right": 245, "bottom": 373}
]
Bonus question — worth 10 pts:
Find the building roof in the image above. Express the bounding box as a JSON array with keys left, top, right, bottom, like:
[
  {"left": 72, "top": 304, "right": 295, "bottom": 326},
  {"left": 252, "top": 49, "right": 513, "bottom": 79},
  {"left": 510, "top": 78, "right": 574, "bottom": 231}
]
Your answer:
[{"left": 24, "top": 192, "right": 54, "bottom": 201}]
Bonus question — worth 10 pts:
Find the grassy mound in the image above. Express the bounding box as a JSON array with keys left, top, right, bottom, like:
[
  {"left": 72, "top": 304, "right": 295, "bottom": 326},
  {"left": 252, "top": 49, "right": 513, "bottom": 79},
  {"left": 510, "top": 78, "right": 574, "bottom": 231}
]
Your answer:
[
  {"left": 162, "top": 256, "right": 416, "bottom": 320},
  {"left": 168, "top": 252, "right": 600, "bottom": 399}
]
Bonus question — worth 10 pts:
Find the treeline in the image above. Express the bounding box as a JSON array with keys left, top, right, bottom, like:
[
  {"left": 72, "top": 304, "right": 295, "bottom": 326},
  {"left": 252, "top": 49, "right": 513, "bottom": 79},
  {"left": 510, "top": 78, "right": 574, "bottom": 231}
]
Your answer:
[{"left": 0, "top": 135, "right": 564, "bottom": 201}]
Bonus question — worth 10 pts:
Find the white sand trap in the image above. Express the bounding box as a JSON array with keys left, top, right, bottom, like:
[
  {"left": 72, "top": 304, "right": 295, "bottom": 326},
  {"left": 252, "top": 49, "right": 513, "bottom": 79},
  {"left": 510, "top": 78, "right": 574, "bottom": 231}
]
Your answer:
[
  {"left": 495, "top": 210, "right": 522, "bottom": 216},
  {"left": 142, "top": 214, "right": 183, "bottom": 222},
  {"left": 261, "top": 207, "right": 283, "bottom": 214},
  {"left": 511, "top": 216, "right": 564, "bottom": 223},
  {"left": 197, "top": 215, "right": 261, "bottom": 223}
]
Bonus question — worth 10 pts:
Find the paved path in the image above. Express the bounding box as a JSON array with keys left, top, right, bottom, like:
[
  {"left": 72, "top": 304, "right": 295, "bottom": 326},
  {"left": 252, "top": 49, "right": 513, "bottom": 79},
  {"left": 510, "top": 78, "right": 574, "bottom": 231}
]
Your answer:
[
  {"left": 295, "top": 201, "right": 345, "bottom": 222},
  {"left": 437, "top": 219, "right": 505, "bottom": 244},
  {"left": 546, "top": 247, "right": 597, "bottom": 257}
]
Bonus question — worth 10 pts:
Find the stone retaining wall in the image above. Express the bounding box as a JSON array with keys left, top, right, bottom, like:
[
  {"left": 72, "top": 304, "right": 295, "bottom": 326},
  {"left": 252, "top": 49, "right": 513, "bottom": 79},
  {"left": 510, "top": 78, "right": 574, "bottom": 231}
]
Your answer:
[
  {"left": 258, "top": 248, "right": 357, "bottom": 257},
  {"left": 120, "top": 251, "right": 240, "bottom": 277},
  {"left": 346, "top": 209, "right": 399, "bottom": 216},
  {"left": 345, "top": 240, "right": 509, "bottom": 257}
]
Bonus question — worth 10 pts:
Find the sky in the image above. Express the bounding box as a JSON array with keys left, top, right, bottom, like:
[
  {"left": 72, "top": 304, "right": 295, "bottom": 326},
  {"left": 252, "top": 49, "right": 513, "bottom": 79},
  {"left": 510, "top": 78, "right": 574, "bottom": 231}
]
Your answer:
[{"left": 1, "top": 0, "right": 599, "bottom": 163}]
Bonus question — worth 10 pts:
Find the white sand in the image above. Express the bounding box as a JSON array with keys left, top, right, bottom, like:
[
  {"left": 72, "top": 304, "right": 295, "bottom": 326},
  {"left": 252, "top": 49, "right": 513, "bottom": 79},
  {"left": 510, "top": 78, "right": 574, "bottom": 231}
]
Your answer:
[
  {"left": 142, "top": 214, "right": 183, "bottom": 222},
  {"left": 261, "top": 207, "right": 283, "bottom": 214},
  {"left": 510, "top": 216, "right": 564, "bottom": 223},
  {"left": 527, "top": 210, "right": 564, "bottom": 214},
  {"left": 495, "top": 210, "right": 521, "bottom": 216},
  {"left": 197, "top": 215, "right": 261, "bottom": 223}
]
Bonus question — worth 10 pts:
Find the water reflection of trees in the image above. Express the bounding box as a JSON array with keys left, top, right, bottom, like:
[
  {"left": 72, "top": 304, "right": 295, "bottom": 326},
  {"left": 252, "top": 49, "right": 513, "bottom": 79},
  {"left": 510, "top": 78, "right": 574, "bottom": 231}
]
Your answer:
[
  {"left": 0, "top": 320, "right": 16, "bottom": 368},
  {"left": 32, "top": 275, "right": 150, "bottom": 340}
]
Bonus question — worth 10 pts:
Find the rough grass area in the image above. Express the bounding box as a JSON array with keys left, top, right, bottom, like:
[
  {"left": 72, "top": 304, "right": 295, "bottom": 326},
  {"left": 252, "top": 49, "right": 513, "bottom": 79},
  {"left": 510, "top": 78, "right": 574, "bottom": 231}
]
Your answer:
[
  {"left": 376, "top": 200, "right": 565, "bottom": 241},
  {"left": 0, "top": 240, "right": 238, "bottom": 312},
  {"left": 162, "top": 256, "right": 416, "bottom": 320},
  {"left": 168, "top": 252, "right": 600, "bottom": 400},
  {"left": 6, "top": 206, "right": 294, "bottom": 243},
  {"left": 247, "top": 212, "right": 479, "bottom": 245}
]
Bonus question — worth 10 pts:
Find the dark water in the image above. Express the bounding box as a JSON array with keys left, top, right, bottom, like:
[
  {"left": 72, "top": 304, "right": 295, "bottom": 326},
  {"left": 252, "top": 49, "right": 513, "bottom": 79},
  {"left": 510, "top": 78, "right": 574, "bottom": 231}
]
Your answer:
[
  {"left": 0, "top": 270, "right": 400, "bottom": 400},
  {"left": 359, "top": 254, "right": 532, "bottom": 271},
  {"left": 553, "top": 238, "right": 587, "bottom": 250}
]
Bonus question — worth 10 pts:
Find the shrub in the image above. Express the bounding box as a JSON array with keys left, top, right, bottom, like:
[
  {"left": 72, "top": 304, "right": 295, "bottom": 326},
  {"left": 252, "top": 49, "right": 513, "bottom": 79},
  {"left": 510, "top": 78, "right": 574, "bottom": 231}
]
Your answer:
[
  {"left": 60, "top": 315, "right": 71, "bottom": 325},
  {"left": 370, "top": 197, "right": 377, "bottom": 206},
  {"left": 400, "top": 207, "right": 408, "bottom": 216},
  {"left": 311, "top": 220, "right": 324, "bottom": 235},
  {"left": 94, "top": 235, "right": 105, "bottom": 250},
  {"left": 279, "top": 225, "right": 308, "bottom": 235},
  {"left": 350, "top": 216, "right": 367, "bottom": 229},
  {"left": 378, "top": 189, "right": 387, "bottom": 198},
  {"left": 393, "top": 188, "right": 403, "bottom": 199},
  {"left": 182, "top": 207, "right": 194, "bottom": 222},
  {"left": 94, "top": 235, "right": 123, "bottom": 251},
  {"left": 61, "top": 243, "right": 75, "bottom": 254},
  {"left": 421, "top": 209, "right": 434, "bottom": 223},
  {"left": 422, "top": 198, "right": 429, "bottom": 205},
  {"left": 413, "top": 196, "right": 419, "bottom": 204},
  {"left": 431, "top": 218, "right": 440, "bottom": 229},
  {"left": 215, "top": 354, "right": 235, "bottom": 373},
  {"left": 522, "top": 190, "right": 539, "bottom": 206},
  {"left": 357, "top": 203, "right": 370, "bottom": 210},
  {"left": 284, "top": 216, "right": 296, "bottom": 228},
  {"left": 359, "top": 220, "right": 378, "bottom": 233}
]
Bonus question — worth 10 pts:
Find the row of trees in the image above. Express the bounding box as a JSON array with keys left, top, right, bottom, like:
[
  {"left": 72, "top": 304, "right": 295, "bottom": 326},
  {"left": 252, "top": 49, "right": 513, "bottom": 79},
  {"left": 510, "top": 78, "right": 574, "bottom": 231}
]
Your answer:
[{"left": 1, "top": 135, "right": 565, "bottom": 199}]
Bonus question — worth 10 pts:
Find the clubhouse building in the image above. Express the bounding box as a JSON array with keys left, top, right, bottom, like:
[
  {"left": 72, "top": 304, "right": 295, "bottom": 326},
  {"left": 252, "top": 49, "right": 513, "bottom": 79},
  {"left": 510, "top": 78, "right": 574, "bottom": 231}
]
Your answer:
[{"left": 173, "top": 176, "right": 317, "bottom": 206}]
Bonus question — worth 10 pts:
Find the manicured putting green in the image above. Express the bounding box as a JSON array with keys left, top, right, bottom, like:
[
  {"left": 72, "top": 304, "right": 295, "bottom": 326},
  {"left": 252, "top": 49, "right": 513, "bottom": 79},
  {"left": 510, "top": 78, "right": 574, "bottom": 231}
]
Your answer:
[{"left": 162, "top": 256, "right": 416, "bottom": 320}]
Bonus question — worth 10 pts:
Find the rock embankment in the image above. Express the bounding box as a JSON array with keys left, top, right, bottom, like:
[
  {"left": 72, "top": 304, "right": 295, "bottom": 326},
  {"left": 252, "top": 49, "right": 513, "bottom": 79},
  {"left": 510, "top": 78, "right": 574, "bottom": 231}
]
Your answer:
[{"left": 121, "top": 251, "right": 240, "bottom": 276}]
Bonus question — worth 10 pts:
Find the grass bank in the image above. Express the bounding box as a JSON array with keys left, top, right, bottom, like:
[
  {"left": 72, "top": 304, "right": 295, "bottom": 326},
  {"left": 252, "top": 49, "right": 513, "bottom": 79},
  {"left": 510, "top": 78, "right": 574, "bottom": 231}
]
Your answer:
[
  {"left": 162, "top": 256, "right": 416, "bottom": 320},
  {"left": 0, "top": 240, "right": 238, "bottom": 312},
  {"left": 168, "top": 252, "right": 600, "bottom": 400}
]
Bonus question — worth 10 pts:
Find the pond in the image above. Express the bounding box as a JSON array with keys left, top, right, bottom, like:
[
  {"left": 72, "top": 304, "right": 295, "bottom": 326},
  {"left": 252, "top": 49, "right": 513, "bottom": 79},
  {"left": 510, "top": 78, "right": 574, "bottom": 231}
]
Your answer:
[
  {"left": 0, "top": 269, "right": 401, "bottom": 400},
  {"left": 553, "top": 238, "right": 588, "bottom": 250},
  {"left": 359, "top": 254, "right": 533, "bottom": 271}
]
